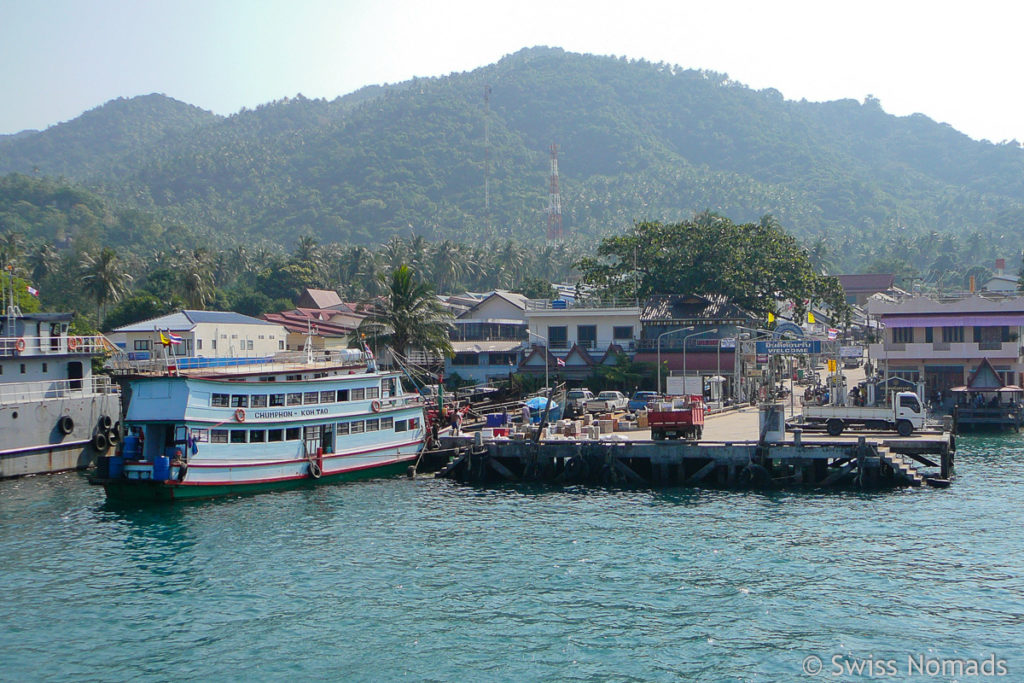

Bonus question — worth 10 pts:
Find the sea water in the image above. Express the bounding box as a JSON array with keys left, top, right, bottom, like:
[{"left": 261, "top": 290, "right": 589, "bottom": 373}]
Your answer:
[{"left": 2, "top": 435, "right": 1023, "bottom": 681}]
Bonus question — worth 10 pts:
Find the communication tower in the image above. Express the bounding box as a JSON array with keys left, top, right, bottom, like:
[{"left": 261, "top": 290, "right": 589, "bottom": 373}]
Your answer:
[{"left": 547, "top": 143, "right": 563, "bottom": 241}]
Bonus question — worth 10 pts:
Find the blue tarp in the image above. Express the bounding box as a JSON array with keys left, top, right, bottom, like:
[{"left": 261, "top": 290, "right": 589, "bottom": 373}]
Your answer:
[{"left": 524, "top": 396, "right": 561, "bottom": 423}]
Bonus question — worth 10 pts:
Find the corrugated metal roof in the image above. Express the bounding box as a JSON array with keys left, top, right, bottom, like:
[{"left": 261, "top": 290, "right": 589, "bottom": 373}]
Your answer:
[
  {"left": 451, "top": 340, "right": 522, "bottom": 353},
  {"left": 641, "top": 294, "right": 752, "bottom": 322},
  {"left": 838, "top": 273, "right": 895, "bottom": 292},
  {"left": 184, "top": 310, "right": 275, "bottom": 326},
  {"left": 113, "top": 310, "right": 275, "bottom": 333}
]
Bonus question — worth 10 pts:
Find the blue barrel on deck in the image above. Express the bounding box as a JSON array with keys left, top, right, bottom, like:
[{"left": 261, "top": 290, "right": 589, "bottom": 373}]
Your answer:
[
  {"left": 485, "top": 413, "right": 506, "bottom": 427},
  {"left": 107, "top": 455, "right": 124, "bottom": 479},
  {"left": 153, "top": 455, "right": 170, "bottom": 482},
  {"left": 121, "top": 434, "right": 141, "bottom": 460}
]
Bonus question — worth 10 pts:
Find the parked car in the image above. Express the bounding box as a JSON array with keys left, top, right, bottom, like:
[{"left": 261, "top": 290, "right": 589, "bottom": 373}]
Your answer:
[
  {"left": 628, "top": 391, "right": 661, "bottom": 412},
  {"left": 585, "top": 390, "right": 629, "bottom": 413},
  {"left": 566, "top": 388, "right": 595, "bottom": 412}
]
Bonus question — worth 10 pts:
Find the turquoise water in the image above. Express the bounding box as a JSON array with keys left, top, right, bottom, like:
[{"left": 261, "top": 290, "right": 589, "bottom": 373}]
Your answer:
[{"left": 2, "top": 436, "right": 1023, "bottom": 681}]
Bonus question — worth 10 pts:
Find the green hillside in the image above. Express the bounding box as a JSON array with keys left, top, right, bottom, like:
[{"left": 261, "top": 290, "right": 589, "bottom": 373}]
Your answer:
[{"left": 2, "top": 47, "right": 1024, "bottom": 282}]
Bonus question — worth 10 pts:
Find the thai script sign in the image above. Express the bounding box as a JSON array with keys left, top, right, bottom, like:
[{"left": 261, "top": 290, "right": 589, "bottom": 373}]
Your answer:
[{"left": 756, "top": 340, "right": 821, "bottom": 355}]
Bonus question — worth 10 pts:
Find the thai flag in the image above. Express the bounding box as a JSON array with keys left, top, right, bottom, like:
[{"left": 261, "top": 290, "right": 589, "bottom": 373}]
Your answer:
[
  {"left": 363, "top": 342, "right": 374, "bottom": 360},
  {"left": 167, "top": 331, "right": 183, "bottom": 345},
  {"left": 556, "top": 357, "right": 565, "bottom": 367},
  {"left": 827, "top": 328, "right": 838, "bottom": 340},
  {"left": 26, "top": 286, "right": 39, "bottom": 297}
]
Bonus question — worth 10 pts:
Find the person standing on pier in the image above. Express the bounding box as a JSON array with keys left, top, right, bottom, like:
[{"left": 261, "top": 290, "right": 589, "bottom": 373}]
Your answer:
[{"left": 521, "top": 403, "right": 531, "bottom": 425}]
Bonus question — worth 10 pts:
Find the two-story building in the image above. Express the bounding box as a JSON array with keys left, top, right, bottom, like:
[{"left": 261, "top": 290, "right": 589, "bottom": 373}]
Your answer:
[
  {"left": 109, "top": 310, "right": 288, "bottom": 360},
  {"left": 867, "top": 294, "right": 1024, "bottom": 397},
  {"left": 445, "top": 291, "right": 528, "bottom": 385}
]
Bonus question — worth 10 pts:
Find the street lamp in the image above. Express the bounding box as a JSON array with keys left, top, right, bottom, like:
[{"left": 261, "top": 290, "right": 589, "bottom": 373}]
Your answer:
[
  {"left": 682, "top": 328, "right": 718, "bottom": 394},
  {"left": 657, "top": 326, "right": 693, "bottom": 395}
]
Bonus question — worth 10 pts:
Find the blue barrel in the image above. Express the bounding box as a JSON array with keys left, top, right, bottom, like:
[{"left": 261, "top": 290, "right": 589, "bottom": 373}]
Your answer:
[
  {"left": 122, "top": 434, "right": 141, "bottom": 460},
  {"left": 485, "top": 413, "right": 506, "bottom": 427},
  {"left": 153, "top": 455, "right": 170, "bottom": 481},
  {"left": 108, "top": 455, "right": 124, "bottom": 479}
]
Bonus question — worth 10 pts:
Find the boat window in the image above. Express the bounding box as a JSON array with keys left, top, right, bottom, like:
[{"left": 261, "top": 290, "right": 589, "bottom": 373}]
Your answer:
[
  {"left": 304, "top": 426, "right": 319, "bottom": 439},
  {"left": 336, "top": 422, "right": 350, "bottom": 435},
  {"left": 251, "top": 395, "right": 268, "bottom": 408},
  {"left": 230, "top": 395, "right": 249, "bottom": 408},
  {"left": 269, "top": 394, "right": 285, "bottom": 407},
  {"left": 350, "top": 420, "right": 365, "bottom": 434},
  {"left": 408, "top": 418, "right": 420, "bottom": 430},
  {"left": 285, "top": 427, "right": 301, "bottom": 440},
  {"left": 337, "top": 389, "right": 350, "bottom": 402},
  {"left": 211, "top": 393, "right": 230, "bottom": 407},
  {"left": 303, "top": 392, "right": 319, "bottom": 405},
  {"left": 366, "top": 386, "right": 380, "bottom": 399},
  {"left": 320, "top": 391, "right": 335, "bottom": 403},
  {"left": 175, "top": 426, "right": 188, "bottom": 442},
  {"left": 192, "top": 429, "right": 209, "bottom": 442},
  {"left": 365, "top": 418, "right": 380, "bottom": 432},
  {"left": 249, "top": 430, "right": 266, "bottom": 443},
  {"left": 351, "top": 388, "right": 366, "bottom": 401},
  {"left": 395, "top": 419, "right": 408, "bottom": 433},
  {"left": 287, "top": 393, "right": 303, "bottom": 406},
  {"left": 380, "top": 416, "right": 393, "bottom": 430},
  {"left": 211, "top": 429, "right": 228, "bottom": 443},
  {"left": 267, "top": 429, "right": 283, "bottom": 442},
  {"left": 230, "top": 430, "right": 247, "bottom": 444}
]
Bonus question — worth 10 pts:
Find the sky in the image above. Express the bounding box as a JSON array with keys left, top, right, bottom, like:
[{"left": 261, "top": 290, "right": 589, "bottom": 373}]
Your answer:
[{"left": 1, "top": 0, "right": 1022, "bottom": 143}]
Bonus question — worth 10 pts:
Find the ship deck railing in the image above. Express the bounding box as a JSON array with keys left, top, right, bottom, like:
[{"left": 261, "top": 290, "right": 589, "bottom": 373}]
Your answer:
[
  {"left": 105, "top": 349, "right": 374, "bottom": 377},
  {"left": 0, "top": 334, "right": 115, "bottom": 357},
  {"left": 0, "top": 375, "right": 120, "bottom": 405}
]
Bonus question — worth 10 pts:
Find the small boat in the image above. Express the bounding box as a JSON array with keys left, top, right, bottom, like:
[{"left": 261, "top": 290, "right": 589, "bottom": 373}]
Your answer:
[
  {"left": 91, "top": 347, "right": 427, "bottom": 501},
  {"left": 1, "top": 283, "right": 121, "bottom": 478}
]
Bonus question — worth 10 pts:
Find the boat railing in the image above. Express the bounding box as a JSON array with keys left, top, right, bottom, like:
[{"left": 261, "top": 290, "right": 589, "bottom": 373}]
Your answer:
[
  {"left": 106, "top": 348, "right": 374, "bottom": 376},
  {"left": 0, "top": 334, "right": 114, "bottom": 357},
  {"left": 0, "top": 375, "right": 120, "bottom": 405}
]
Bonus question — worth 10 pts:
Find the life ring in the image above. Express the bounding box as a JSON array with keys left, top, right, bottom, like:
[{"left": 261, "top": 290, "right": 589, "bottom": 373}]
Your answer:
[
  {"left": 99, "top": 415, "right": 113, "bottom": 431},
  {"left": 308, "top": 461, "right": 322, "bottom": 479},
  {"left": 92, "top": 431, "right": 110, "bottom": 453},
  {"left": 68, "top": 336, "right": 81, "bottom": 351},
  {"left": 235, "top": 408, "right": 246, "bottom": 422},
  {"left": 371, "top": 400, "right": 382, "bottom": 413},
  {"left": 58, "top": 415, "right": 74, "bottom": 435},
  {"left": 14, "top": 338, "right": 25, "bottom": 352}
]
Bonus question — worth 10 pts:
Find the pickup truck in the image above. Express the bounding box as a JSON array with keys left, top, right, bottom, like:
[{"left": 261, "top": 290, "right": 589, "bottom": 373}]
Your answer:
[
  {"left": 801, "top": 391, "right": 926, "bottom": 436},
  {"left": 566, "top": 388, "right": 595, "bottom": 412},
  {"left": 648, "top": 395, "right": 705, "bottom": 440},
  {"left": 585, "top": 390, "right": 628, "bottom": 413},
  {"left": 628, "top": 391, "right": 660, "bottom": 412}
]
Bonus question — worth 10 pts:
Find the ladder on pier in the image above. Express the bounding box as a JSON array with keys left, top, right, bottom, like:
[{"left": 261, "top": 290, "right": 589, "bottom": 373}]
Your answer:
[{"left": 878, "top": 447, "right": 925, "bottom": 487}]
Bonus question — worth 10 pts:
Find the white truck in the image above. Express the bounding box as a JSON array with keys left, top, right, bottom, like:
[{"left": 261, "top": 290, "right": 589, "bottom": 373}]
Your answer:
[
  {"left": 801, "top": 391, "right": 926, "bottom": 437},
  {"left": 585, "top": 390, "right": 629, "bottom": 413}
]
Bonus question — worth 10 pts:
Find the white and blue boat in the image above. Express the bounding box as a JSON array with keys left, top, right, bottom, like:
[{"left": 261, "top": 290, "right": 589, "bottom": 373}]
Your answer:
[{"left": 92, "top": 349, "right": 427, "bottom": 501}]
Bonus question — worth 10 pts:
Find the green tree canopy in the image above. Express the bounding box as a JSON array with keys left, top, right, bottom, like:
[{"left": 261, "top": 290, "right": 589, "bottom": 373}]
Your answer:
[
  {"left": 357, "top": 265, "right": 454, "bottom": 360},
  {"left": 575, "top": 214, "right": 849, "bottom": 323}
]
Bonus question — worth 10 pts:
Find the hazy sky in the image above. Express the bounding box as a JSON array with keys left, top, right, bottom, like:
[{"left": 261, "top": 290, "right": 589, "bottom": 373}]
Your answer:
[{"left": 2, "top": 0, "right": 1021, "bottom": 143}]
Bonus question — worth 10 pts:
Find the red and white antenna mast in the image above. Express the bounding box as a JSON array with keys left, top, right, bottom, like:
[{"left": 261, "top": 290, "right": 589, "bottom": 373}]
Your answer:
[{"left": 546, "top": 143, "right": 563, "bottom": 241}]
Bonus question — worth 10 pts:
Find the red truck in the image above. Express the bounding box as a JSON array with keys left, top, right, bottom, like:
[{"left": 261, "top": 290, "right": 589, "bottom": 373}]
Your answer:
[{"left": 648, "top": 395, "right": 705, "bottom": 441}]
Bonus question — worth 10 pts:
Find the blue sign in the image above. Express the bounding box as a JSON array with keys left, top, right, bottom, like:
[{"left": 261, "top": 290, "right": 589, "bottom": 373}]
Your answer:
[{"left": 756, "top": 340, "right": 821, "bottom": 355}]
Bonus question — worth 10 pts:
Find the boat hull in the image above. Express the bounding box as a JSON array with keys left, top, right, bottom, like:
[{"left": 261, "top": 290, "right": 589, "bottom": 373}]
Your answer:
[{"left": 96, "top": 454, "right": 418, "bottom": 502}]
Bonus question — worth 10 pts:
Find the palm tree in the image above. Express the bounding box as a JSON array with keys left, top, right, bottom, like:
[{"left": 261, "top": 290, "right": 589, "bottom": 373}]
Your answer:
[
  {"left": 357, "top": 265, "right": 453, "bottom": 361},
  {"left": 80, "top": 247, "right": 133, "bottom": 327}
]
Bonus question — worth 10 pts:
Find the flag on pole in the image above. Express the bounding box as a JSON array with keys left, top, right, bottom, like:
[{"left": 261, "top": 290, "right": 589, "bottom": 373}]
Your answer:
[
  {"left": 827, "top": 328, "right": 838, "bottom": 340},
  {"left": 556, "top": 357, "right": 565, "bottom": 367},
  {"left": 767, "top": 312, "right": 775, "bottom": 323},
  {"left": 26, "top": 285, "right": 39, "bottom": 297},
  {"left": 159, "top": 331, "right": 171, "bottom": 346},
  {"left": 363, "top": 341, "right": 374, "bottom": 360},
  {"left": 807, "top": 312, "right": 816, "bottom": 324},
  {"left": 167, "top": 331, "right": 182, "bottom": 345}
]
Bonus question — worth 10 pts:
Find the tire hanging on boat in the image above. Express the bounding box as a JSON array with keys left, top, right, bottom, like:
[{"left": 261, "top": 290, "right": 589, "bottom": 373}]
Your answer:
[
  {"left": 308, "top": 461, "right": 322, "bottom": 479},
  {"left": 99, "top": 415, "right": 113, "bottom": 431},
  {"left": 58, "top": 415, "right": 74, "bottom": 435},
  {"left": 92, "top": 431, "right": 109, "bottom": 453}
]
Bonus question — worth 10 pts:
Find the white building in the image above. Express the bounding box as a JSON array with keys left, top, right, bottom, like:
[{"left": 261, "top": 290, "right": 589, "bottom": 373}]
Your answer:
[
  {"left": 524, "top": 299, "right": 641, "bottom": 355},
  {"left": 109, "top": 310, "right": 288, "bottom": 359}
]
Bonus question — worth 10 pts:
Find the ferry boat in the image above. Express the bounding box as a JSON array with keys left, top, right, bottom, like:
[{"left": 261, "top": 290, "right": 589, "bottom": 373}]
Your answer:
[
  {"left": 91, "top": 348, "right": 427, "bottom": 501},
  {"left": 0, "top": 305, "right": 121, "bottom": 479}
]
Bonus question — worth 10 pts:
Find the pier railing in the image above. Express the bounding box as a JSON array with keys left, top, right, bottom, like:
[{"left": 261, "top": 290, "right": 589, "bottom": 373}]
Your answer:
[
  {"left": 0, "top": 375, "right": 120, "bottom": 406},
  {"left": 105, "top": 348, "right": 375, "bottom": 376}
]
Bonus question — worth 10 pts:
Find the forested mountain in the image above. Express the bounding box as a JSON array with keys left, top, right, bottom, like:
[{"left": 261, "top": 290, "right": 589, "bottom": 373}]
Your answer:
[{"left": 2, "top": 46, "right": 1024, "bottom": 280}]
